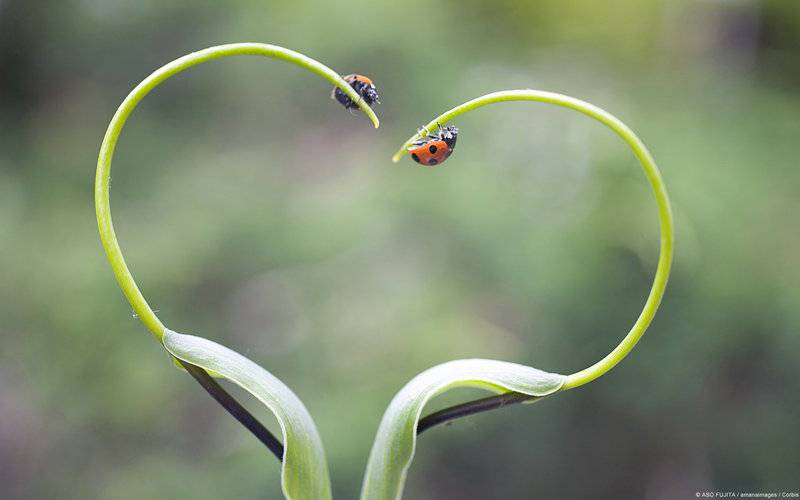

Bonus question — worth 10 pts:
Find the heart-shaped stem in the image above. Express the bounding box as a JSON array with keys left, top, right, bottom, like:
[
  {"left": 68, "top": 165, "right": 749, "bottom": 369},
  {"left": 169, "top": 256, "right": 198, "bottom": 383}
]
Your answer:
[
  {"left": 95, "top": 43, "right": 379, "bottom": 463},
  {"left": 394, "top": 89, "right": 674, "bottom": 429},
  {"left": 97, "top": 43, "right": 378, "bottom": 342}
]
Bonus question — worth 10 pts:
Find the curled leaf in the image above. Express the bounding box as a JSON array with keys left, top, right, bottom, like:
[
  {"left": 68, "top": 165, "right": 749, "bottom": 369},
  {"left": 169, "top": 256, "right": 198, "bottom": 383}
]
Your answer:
[
  {"left": 360, "top": 359, "right": 566, "bottom": 500},
  {"left": 163, "top": 329, "right": 331, "bottom": 500}
]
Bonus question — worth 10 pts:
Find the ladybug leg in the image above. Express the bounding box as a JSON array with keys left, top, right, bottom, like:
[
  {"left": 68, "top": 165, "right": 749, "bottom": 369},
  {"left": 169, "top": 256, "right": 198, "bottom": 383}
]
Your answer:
[
  {"left": 347, "top": 84, "right": 364, "bottom": 112},
  {"left": 417, "top": 125, "right": 432, "bottom": 139},
  {"left": 348, "top": 95, "right": 360, "bottom": 114},
  {"left": 352, "top": 83, "right": 370, "bottom": 109}
]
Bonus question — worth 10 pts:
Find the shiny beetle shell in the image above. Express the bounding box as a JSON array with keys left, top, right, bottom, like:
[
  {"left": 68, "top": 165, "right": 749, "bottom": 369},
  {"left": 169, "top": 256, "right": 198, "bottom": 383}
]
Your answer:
[{"left": 408, "top": 125, "right": 459, "bottom": 166}]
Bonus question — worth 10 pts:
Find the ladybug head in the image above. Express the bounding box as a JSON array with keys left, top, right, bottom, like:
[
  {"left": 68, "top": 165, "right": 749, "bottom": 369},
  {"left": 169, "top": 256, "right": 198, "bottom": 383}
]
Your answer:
[
  {"left": 345, "top": 75, "right": 380, "bottom": 106},
  {"left": 438, "top": 125, "right": 458, "bottom": 148},
  {"left": 359, "top": 83, "right": 380, "bottom": 106}
]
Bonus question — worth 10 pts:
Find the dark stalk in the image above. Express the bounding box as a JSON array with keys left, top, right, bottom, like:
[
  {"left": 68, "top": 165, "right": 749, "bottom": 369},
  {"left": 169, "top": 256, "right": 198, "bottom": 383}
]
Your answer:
[
  {"left": 417, "top": 392, "right": 544, "bottom": 435},
  {"left": 182, "top": 360, "right": 546, "bottom": 457},
  {"left": 181, "top": 361, "right": 284, "bottom": 461}
]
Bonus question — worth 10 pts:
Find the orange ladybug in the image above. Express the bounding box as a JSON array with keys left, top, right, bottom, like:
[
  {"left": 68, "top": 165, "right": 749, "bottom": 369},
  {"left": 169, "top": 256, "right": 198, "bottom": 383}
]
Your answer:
[
  {"left": 408, "top": 125, "right": 459, "bottom": 166},
  {"left": 332, "top": 74, "right": 380, "bottom": 111}
]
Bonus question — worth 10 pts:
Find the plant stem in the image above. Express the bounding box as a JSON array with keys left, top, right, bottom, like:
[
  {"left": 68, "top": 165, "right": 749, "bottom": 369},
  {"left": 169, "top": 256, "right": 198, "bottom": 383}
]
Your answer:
[
  {"left": 95, "top": 43, "right": 379, "bottom": 342},
  {"left": 394, "top": 90, "right": 673, "bottom": 423},
  {"left": 95, "top": 44, "right": 378, "bottom": 461},
  {"left": 181, "top": 361, "right": 284, "bottom": 460},
  {"left": 417, "top": 392, "right": 545, "bottom": 435}
]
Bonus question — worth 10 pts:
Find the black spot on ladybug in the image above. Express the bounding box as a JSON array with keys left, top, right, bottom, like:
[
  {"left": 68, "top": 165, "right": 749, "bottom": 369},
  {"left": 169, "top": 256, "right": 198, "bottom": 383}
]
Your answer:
[
  {"left": 428, "top": 158, "right": 438, "bottom": 165},
  {"left": 429, "top": 144, "right": 438, "bottom": 154},
  {"left": 411, "top": 153, "right": 420, "bottom": 163}
]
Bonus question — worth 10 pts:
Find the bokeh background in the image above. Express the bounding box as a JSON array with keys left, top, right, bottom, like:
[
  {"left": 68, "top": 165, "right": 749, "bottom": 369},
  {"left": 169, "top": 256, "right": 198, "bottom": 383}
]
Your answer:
[{"left": 1, "top": 0, "right": 799, "bottom": 498}]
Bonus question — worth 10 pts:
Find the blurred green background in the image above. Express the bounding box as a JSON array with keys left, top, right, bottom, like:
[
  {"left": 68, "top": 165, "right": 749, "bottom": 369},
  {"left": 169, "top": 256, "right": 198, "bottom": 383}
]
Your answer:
[{"left": 1, "top": 0, "right": 799, "bottom": 498}]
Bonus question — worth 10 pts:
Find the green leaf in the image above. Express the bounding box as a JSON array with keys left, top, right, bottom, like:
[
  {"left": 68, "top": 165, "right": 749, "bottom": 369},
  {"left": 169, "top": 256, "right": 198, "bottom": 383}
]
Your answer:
[
  {"left": 162, "top": 329, "right": 331, "bottom": 500},
  {"left": 360, "top": 359, "right": 566, "bottom": 500}
]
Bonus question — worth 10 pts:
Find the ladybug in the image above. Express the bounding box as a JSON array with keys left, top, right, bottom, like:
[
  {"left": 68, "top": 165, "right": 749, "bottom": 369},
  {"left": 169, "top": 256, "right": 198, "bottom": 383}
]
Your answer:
[
  {"left": 408, "top": 125, "right": 458, "bottom": 166},
  {"left": 332, "top": 74, "right": 380, "bottom": 111}
]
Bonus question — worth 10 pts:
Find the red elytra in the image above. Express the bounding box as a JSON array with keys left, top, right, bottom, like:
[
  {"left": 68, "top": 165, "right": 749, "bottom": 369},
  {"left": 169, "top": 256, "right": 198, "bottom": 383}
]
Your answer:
[{"left": 408, "top": 125, "right": 459, "bottom": 166}]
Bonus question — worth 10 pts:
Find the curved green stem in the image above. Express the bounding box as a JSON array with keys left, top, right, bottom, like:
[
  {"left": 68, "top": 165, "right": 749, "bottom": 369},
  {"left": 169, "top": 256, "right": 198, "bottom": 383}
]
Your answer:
[
  {"left": 393, "top": 90, "right": 673, "bottom": 391},
  {"left": 95, "top": 43, "right": 379, "bottom": 342}
]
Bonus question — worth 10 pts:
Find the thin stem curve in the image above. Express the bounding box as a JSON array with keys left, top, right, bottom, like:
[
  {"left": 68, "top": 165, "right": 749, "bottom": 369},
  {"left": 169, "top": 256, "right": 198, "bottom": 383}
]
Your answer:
[
  {"left": 394, "top": 90, "right": 673, "bottom": 391},
  {"left": 95, "top": 44, "right": 379, "bottom": 467},
  {"left": 96, "top": 43, "right": 379, "bottom": 342}
]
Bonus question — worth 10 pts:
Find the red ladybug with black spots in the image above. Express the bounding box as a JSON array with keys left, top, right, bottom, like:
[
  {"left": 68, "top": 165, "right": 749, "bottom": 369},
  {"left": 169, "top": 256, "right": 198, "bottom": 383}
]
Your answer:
[
  {"left": 408, "top": 125, "right": 459, "bottom": 166},
  {"left": 332, "top": 74, "right": 380, "bottom": 111}
]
